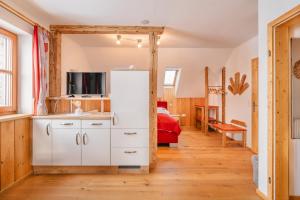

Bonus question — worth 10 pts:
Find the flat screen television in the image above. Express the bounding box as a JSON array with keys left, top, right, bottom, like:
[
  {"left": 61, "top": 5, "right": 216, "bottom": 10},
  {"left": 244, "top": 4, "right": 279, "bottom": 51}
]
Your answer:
[{"left": 66, "top": 72, "right": 106, "bottom": 95}]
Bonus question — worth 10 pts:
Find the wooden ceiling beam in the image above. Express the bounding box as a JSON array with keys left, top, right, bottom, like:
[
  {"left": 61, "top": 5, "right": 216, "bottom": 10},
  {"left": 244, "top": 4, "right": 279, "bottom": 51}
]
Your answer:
[{"left": 50, "top": 25, "right": 164, "bottom": 35}]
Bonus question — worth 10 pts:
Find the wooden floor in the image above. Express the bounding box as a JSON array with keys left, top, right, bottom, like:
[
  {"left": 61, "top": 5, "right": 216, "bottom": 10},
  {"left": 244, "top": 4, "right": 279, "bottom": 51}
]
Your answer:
[{"left": 0, "top": 127, "right": 259, "bottom": 200}]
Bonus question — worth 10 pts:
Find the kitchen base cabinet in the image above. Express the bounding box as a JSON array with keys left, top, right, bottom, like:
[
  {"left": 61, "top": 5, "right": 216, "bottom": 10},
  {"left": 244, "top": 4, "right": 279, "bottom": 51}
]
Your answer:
[
  {"left": 82, "top": 129, "right": 110, "bottom": 166},
  {"left": 52, "top": 129, "right": 81, "bottom": 166}
]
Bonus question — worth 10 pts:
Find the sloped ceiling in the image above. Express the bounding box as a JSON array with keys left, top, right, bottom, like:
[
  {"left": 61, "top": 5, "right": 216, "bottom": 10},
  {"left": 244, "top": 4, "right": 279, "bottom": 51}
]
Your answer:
[{"left": 4, "top": 0, "right": 258, "bottom": 48}]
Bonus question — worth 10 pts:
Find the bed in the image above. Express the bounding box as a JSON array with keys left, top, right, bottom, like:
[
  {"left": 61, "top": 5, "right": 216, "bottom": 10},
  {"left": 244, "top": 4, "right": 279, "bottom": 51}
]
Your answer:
[{"left": 157, "top": 101, "right": 181, "bottom": 145}]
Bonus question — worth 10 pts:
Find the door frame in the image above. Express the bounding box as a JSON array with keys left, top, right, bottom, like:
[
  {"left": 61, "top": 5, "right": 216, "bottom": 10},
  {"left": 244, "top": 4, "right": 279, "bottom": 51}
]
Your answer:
[
  {"left": 251, "top": 57, "right": 258, "bottom": 154},
  {"left": 268, "top": 4, "right": 300, "bottom": 200}
]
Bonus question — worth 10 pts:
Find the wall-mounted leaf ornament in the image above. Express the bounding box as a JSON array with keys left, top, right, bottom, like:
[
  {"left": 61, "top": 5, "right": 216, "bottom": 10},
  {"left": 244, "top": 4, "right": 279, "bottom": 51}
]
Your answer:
[{"left": 228, "top": 72, "right": 249, "bottom": 95}]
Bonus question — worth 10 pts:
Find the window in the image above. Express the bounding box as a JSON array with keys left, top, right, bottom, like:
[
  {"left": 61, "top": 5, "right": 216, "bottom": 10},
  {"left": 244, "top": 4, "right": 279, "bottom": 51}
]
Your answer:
[
  {"left": 164, "top": 69, "right": 179, "bottom": 86},
  {"left": 0, "top": 28, "right": 17, "bottom": 114}
]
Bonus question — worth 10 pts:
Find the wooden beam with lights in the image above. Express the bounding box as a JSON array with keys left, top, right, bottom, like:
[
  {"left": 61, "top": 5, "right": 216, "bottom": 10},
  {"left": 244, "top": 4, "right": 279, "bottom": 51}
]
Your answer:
[{"left": 50, "top": 25, "right": 164, "bottom": 35}]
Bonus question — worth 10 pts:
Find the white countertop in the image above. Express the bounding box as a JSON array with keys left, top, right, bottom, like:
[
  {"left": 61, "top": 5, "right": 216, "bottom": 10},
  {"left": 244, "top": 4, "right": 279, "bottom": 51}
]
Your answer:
[{"left": 32, "top": 112, "right": 112, "bottom": 120}]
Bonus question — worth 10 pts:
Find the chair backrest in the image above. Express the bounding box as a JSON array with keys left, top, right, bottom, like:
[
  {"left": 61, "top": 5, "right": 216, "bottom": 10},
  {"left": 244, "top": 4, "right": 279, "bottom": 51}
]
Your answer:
[{"left": 231, "top": 119, "right": 247, "bottom": 128}]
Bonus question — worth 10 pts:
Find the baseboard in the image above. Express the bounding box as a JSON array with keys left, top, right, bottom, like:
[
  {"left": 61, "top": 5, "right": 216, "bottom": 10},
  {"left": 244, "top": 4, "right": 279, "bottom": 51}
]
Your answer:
[
  {"left": 256, "top": 188, "right": 268, "bottom": 200},
  {"left": 290, "top": 196, "right": 300, "bottom": 200}
]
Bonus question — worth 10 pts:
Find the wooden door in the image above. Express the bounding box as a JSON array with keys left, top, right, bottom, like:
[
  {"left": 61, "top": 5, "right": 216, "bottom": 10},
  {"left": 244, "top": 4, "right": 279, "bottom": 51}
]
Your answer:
[
  {"left": 251, "top": 58, "right": 259, "bottom": 154},
  {"left": 0, "top": 121, "right": 15, "bottom": 190}
]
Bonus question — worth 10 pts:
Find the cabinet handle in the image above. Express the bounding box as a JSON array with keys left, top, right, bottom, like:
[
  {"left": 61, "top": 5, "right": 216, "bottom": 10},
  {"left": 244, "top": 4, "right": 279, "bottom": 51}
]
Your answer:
[
  {"left": 60, "top": 122, "right": 73, "bottom": 126},
  {"left": 124, "top": 151, "right": 137, "bottom": 154},
  {"left": 83, "top": 133, "right": 88, "bottom": 145},
  {"left": 124, "top": 132, "right": 137, "bottom": 135},
  {"left": 112, "top": 112, "right": 117, "bottom": 126},
  {"left": 76, "top": 133, "right": 81, "bottom": 145},
  {"left": 46, "top": 123, "right": 51, "bottom": 136},
  {"left": 89, "top": 123, "right": 103, "bottom": 126}
]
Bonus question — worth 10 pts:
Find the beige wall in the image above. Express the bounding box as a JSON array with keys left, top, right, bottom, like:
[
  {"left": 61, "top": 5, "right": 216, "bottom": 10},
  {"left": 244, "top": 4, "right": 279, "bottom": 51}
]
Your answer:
[{"left": 61, "top": 35, "right": 232, "bottom": 97}]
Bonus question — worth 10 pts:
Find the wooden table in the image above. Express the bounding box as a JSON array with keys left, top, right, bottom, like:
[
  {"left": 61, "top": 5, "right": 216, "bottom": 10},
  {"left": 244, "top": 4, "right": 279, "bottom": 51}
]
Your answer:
[{"left": 195, "top": 105, "right": 219, "bottom": 132}]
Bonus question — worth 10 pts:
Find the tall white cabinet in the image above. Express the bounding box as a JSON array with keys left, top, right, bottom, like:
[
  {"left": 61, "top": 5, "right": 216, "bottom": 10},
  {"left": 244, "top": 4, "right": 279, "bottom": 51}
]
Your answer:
[{"left": 110, "top": 70, "right": 149, "bottom": 166}]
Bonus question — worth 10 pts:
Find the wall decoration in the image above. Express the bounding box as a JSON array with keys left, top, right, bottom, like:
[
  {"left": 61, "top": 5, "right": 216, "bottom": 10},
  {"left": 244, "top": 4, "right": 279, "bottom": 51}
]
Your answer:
[
  {"left": 228, "top": 72, "right": 249, "bottom": 95},
  {"left": 293, "top": 60, "right": 300, "bottom": 79}
]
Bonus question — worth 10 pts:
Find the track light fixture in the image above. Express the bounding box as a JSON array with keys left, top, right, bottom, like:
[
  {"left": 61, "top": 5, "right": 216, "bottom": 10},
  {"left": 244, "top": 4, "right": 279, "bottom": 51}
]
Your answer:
[
  {"left": 116, "top": 35, "right": 121, "bottom": 45},
  {"left": 137, "top": 39, "right": 142, "bottom": 48}
]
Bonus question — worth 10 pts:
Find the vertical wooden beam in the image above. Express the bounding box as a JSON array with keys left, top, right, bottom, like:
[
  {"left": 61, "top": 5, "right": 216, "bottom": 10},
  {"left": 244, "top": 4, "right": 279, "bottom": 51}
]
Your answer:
[
  {"left": 274, "top": 24, "right": 290, "bottom": 200},
  {"left": 204, "top": 66, "right": 209, "bottom": 134},
  {"left": 222, "top": 67, "right": 226, "bottom": 123},
  {"left": 49, "top": 31, "right": 61, "bottom": 97},
  {"left": 149, "top": 32, "right": 158, "bottom": 167}
]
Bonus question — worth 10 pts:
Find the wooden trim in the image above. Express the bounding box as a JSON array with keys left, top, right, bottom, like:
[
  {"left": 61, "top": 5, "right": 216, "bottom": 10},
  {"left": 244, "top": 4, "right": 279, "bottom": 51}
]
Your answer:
[
  {"left": 0, "top": 28, "right": 17, "bottom": 115},
  {"left": 268, "top": 5, "right": 300, "bottom": 200},
  {"left": 149, "top": 32, "right": 158, "bottom": 168},
  {"left": 204, "top": 66, "right": 209, "bottom": 134},
  {"left": 290, "top": 196, "right": 300, "bottom": 200},
  {"left": 221, "top": 67, "right": 226, "bottom": 123},
  {"left": 50, "top": 25, "right": 164, "bottom": 35},
  {"left": 0, "top": 1, "right": 48, "bottom": 31},
  {"left": 0, "top": 171, "right": 32, "bottom": 193},
  {"left": 256, "top": 189, "right": 268, "bottom": 200},
  {"left": 33, "top": 166, "right": 149, "bottom": 175}
]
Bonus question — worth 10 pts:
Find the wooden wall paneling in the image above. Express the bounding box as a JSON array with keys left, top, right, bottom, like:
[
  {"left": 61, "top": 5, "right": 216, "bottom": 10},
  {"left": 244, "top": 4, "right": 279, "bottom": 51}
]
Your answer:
[
  {"left": 175, "top": 98, "right": 191, "bottom": 126},
  {"left": 103, "top": 100, "right": 111, "bottom": 112},
  {"left": 14, "top": 118, "right": 32, "bottom": 180},
  {"left": 275, "top": 24, "right": 290, "bottom": 200},
  {"left": 49, "top": 31, "right": 61, "bottom": 97},
  {"left": 149, "top": 32, "right": 158, "bottom": 167},
  {"left": 0, "top": 121, "right": 15, "bottom": 190},
  {"left": 163, "top": 87, "right": 176, "bottom": 113}
]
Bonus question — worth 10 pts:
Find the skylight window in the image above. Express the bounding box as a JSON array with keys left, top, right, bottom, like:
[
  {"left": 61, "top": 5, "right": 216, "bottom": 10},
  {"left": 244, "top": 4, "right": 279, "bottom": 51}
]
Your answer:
[{"left": 164, "top": 69, "right": 178, "bottom": 86}]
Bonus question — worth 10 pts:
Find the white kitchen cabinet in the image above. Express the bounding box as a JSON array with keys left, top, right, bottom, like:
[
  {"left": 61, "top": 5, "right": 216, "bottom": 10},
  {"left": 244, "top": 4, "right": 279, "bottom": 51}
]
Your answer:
[
  {"left": 111, "top": 148, "right": 149, "bottom": 166},
  {"left": 32, "top": 119, "right": 52, "bottom": 165},
  {"left": 82, "top": 129, "right": 110, "bottom": 165},
  {"left": 111, "top": 70, "right": 149, "bottom": 129},
  {"left": 52, "top": 129, "right": 82, "bottom": 166},
  {"left": 111, "top": 129, "right": 149, "bottom": 148}
]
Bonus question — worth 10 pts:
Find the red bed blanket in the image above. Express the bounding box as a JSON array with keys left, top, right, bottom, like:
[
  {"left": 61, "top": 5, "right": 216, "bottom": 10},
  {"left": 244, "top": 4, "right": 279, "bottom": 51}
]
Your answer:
[{"left": 157, "top": 113, "right": 181, "bottom": 135}]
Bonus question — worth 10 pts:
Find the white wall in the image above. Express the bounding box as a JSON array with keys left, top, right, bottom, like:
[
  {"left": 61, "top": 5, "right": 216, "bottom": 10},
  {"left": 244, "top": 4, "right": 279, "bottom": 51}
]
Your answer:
[
  {"left": 61, "top": 35, "right": 232, "bottom": 98},
  {"left": 0, "top": 6, "right": 34, "bottom": 114},
  {"left": 258, "top": 0, "right": 300, "bottom": 196},
  {"left": 225, "top": 36, "right": 258, "bottom": 147}
]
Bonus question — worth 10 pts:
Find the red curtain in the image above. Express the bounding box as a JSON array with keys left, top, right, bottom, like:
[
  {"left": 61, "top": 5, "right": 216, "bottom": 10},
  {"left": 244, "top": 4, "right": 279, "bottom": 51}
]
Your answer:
[{"left": 32, "top": 25, "right": 40, "bottom": 115}]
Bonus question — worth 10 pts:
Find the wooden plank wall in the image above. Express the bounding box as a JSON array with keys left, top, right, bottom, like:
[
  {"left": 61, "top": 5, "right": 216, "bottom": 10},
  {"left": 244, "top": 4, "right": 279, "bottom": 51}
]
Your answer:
[{"left": 0, "top": 117, "right": 32, "bottom": 192}]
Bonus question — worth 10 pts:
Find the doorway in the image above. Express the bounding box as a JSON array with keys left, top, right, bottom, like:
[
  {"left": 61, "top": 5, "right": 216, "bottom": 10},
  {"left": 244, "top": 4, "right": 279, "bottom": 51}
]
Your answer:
[{"left": 268, "top": 5, "right": 300, "bottom": 200}]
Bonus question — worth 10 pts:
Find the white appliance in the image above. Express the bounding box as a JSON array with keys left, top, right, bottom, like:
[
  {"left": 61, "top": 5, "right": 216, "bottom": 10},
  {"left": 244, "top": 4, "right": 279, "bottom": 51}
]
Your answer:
[{"left": 110, "top": 70, "right": 149, "bottom": 166}]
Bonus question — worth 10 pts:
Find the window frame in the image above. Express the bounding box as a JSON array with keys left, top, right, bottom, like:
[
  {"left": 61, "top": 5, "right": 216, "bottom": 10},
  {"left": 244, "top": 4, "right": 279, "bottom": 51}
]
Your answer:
[
  {"left": 0, "top": 28, "right": 17, "bottom": 115},
  {"left": 163, "top": 69, "right": 179, "bottom": 87}
]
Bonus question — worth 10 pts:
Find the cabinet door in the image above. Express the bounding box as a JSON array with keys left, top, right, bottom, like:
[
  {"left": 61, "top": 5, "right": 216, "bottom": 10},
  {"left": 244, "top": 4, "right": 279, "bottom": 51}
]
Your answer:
[
  {"left": 82, "top": 129, "right": 110, "bottom": 166},
  {"left": 52, "top": 129, "right": 81, "bottom": 166},
  {"left": 32, "top": 119, "right": 52, "bottom": 165},
  {"left": 111, "top": 71, "right": 149, "bottom": 129}
]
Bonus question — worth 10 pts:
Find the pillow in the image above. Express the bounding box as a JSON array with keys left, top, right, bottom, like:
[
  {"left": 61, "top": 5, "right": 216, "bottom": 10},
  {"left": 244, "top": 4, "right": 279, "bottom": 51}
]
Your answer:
[{"left": 157, "top": 107, "right": 170, "bottom": 115}]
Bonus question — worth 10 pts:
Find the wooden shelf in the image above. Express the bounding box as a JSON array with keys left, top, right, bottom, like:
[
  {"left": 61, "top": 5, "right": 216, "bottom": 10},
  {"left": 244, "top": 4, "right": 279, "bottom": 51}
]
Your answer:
[{"left": 47, "top": 96, "right": 110, "bottom": 101}]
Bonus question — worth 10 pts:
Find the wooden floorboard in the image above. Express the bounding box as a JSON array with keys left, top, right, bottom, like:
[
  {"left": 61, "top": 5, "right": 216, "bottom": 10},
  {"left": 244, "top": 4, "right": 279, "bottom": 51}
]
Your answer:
[{"left": 0, "top": 127, "right": 259, "bottom": 200}]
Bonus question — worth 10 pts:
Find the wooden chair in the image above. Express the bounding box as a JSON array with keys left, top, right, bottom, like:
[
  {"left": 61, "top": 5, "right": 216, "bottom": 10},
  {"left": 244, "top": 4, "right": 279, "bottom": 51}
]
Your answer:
[{"left": 211, "top": 119, "right": 247, "bottom": 147}]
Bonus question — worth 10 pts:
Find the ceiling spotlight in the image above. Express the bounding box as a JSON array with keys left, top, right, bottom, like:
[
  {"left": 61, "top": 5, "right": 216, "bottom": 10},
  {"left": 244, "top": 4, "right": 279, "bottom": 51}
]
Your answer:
[
  {"left": 116, "top": 35, "right": 121, "bottom": 45},
  {"left": 141, "top": 19, "right": 150, "bottom": 25},
  {"left": 157, "top": 36, "right": 161, "bottom": 45},
  {"left": 137, "top": 39, "right": 142, "bottom": 48}
]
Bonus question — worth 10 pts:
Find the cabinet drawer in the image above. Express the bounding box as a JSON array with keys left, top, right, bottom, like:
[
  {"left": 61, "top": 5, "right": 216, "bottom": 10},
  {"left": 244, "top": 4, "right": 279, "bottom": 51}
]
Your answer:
[
  {"left": 111, "top": 148, "right": 149, "bottom": 166},
  {"left": 111, "top": 129, "right": 149, "bottom": 147},
  {"left": 52, "top": 120, "right": 81, "bottom": 129},
  {"left": 82, "top": 120, "right": 110, "bottom": 129}
]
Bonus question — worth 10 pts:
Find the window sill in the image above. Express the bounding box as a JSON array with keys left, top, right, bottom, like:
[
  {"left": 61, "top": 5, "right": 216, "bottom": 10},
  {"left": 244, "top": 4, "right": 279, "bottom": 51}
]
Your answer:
[{"left": 0, "top": 113, "right": 32, "bottom": 123}]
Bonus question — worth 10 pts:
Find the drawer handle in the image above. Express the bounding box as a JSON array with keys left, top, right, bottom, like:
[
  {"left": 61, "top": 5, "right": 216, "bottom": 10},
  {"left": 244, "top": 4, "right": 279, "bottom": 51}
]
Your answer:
[
  {"left": 124, "top": 132, "right": 137, "bottom": 135},
  {"left": 124, "top": 151, "right": 137, "bottom": 154},
  {"left": 89, "top": 123, "right": 103, "bottom": 126},
  {"left": 60, "top": 122, "right": 74, "bottom": 126}
]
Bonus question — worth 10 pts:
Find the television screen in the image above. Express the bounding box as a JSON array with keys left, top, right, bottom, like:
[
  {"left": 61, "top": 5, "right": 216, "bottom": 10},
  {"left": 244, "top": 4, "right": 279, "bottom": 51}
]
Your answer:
[{"left": 66, "top": 72, "right": 106, "bottom": 95}]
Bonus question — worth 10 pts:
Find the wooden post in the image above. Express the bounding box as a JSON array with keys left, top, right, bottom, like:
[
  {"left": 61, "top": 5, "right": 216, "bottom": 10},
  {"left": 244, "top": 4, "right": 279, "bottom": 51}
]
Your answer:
[
  {"left": 149, "top": 32, "right": 158, "bottom": 167},
  {"left": 49, "top": 31, "right": 61, "bottom": 97},
  {"left": 204, "top": 66, "right": 209, "bottom": 134},
  {"left": 222, "top": 67, "right": 226, "bottom": 123}
]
